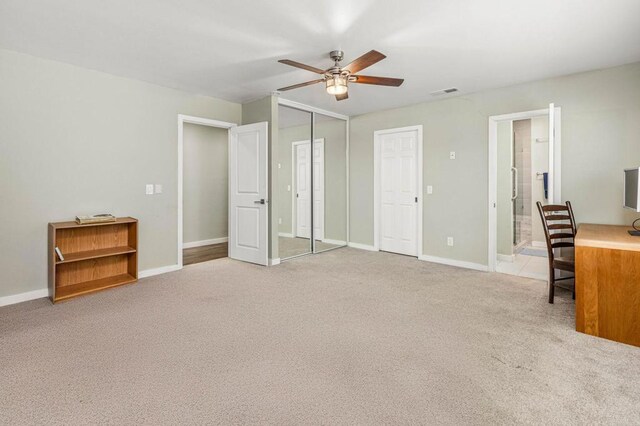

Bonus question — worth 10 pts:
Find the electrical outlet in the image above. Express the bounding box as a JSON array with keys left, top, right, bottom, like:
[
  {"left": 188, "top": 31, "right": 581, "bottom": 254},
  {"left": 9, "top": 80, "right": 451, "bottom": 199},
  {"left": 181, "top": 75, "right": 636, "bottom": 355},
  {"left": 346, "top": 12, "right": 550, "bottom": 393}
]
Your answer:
[
  {"left": 278, "top": 163, "right": 282, "bottom": 169},
  {"left": 447, "top": 237, "right": 454, "bottom": 246},
  {"left": 427, "top": 185, "right": 433, "bottom": 194},
  {"left": 145, "top": 184, "right": 154, "bottom": 195},
  {"left": 154, "top": 184, "right": 163, "bottom": 194},
  {"left": 449, "top": 151, "right": 456, "bottom": 160}
]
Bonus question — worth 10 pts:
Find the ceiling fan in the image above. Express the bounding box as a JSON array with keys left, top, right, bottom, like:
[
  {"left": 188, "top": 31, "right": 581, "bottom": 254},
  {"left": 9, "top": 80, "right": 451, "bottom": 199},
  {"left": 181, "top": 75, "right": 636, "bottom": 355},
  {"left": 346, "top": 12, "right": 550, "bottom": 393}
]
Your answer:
[{"left": 277, "top": 50, "right": 404, "bottom": 101}]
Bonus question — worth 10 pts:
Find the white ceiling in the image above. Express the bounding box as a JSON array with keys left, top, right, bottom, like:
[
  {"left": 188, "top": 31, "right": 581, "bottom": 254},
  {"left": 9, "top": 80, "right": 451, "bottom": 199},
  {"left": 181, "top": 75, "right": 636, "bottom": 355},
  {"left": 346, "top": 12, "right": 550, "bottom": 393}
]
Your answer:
[{"left": 1, "top": 0, "right": 639, "bottom": 116}]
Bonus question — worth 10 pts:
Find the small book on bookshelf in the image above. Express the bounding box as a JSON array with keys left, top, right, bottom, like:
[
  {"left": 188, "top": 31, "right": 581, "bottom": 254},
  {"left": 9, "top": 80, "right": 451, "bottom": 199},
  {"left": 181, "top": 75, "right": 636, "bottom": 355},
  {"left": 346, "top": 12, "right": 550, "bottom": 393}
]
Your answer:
[
  {"left": 54, "top": 247, "right": 64, "bottom": 262},
  {"left": 76, "top": 214, "right": 116, "bottom": 224}
]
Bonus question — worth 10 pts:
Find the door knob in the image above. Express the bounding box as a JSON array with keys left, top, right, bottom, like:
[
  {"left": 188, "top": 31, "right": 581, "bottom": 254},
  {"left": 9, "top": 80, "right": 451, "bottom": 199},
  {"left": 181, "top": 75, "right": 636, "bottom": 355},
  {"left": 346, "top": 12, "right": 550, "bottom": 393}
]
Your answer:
[{"left": 254, "top": 199, "right": 266, "bottom": 204}]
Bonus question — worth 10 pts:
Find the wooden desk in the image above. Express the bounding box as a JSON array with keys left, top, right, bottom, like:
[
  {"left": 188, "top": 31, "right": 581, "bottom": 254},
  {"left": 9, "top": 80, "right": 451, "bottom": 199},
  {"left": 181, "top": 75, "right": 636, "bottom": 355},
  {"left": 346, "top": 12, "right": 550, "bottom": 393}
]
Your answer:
[{"left": 575, "top": 224, "right": 640, "bottom": 347}]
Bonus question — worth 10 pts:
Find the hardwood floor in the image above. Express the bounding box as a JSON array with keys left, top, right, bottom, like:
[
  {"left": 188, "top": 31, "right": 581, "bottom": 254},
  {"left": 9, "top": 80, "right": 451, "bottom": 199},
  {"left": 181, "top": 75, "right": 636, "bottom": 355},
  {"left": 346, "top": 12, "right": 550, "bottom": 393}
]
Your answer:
[{"left": 183, "top": 243, "right": 228, "bottom": 266}]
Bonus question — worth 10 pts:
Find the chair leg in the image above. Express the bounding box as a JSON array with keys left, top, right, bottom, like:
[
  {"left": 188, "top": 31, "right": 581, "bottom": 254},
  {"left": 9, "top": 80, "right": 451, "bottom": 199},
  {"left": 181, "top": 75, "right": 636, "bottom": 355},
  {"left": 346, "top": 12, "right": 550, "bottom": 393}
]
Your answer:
[{"left": 548, "top": 268, "right": 555, "bottom": 304}]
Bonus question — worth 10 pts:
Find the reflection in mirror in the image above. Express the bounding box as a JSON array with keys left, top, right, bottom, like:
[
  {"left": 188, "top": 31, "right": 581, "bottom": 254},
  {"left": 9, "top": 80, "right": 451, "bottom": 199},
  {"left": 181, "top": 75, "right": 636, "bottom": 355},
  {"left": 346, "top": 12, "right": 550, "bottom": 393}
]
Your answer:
[
  {"left": 278, "top": 105, "right": 312, "bottom": 259},
  {"left": 312, "top": 113, "right": 347, "bottom": 253}
]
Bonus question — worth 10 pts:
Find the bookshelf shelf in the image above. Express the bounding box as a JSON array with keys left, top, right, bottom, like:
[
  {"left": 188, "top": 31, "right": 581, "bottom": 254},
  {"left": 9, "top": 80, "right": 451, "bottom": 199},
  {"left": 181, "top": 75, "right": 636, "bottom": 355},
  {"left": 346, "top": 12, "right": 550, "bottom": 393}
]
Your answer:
[
  {"left": 48, "top": 217, "right": 138, "bottom": 303},
  {"left": 56, "top": 246, "right": 136, "bottom": 264}
]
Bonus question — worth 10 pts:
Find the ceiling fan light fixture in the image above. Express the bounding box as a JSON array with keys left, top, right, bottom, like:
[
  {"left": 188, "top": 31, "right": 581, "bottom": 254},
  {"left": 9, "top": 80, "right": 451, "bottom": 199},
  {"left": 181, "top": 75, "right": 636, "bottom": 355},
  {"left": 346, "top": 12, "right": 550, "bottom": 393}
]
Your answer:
[{"left": 326, "top": 75, "right": 348, "bottom": 95}]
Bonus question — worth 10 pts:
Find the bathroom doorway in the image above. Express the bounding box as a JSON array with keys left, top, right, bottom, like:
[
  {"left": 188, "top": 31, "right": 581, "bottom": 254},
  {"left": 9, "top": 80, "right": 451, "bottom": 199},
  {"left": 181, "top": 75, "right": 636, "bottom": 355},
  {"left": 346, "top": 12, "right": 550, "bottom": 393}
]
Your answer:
[{"left": 488, "top": 105, "right": 562, "bottom": 279}]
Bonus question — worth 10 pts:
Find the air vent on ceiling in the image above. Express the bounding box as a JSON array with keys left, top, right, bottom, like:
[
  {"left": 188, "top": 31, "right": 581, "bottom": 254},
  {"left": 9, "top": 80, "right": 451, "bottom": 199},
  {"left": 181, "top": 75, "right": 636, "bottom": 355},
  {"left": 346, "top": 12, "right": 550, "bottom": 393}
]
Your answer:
[{"left": 430, "top": 87, "right": 458, "bottom": 96}]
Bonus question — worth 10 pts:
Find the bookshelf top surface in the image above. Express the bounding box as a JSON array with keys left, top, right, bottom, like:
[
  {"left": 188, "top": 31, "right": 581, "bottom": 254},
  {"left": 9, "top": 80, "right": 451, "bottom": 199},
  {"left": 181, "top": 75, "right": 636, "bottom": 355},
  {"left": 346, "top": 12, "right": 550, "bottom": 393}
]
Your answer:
[{"left": 49, "top": 217, "right": 137, "bottom": 229}]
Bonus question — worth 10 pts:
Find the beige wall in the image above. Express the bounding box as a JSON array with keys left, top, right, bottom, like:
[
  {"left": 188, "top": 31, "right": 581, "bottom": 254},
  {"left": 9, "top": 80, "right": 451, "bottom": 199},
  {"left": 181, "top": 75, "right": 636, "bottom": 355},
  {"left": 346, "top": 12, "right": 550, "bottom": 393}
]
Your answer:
[
  {"left": 183, "top": 123, "right": 228, "bottom": 244},
  {"left": 0, "top": 48, "right": 241, "bottom": 299},
  {"left": 350, "top": 62, "right": 640, "bottom": 266},
  {"left": 278, "top": 119, "right": 347, "bottom": 242}
]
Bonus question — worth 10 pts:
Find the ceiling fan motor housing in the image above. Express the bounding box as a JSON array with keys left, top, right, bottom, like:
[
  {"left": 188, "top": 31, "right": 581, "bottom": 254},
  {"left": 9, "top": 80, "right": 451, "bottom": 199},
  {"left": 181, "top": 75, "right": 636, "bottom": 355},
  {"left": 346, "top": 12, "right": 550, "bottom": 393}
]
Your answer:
[{"left": 329, "top": 50, "right": 344, "bottom": 63}]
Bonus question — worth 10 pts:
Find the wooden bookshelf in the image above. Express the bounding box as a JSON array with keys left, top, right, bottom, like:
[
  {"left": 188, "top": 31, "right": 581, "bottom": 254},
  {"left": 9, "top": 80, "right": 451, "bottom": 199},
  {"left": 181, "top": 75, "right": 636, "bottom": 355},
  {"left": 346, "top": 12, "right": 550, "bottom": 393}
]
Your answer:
[{"left": 48, "top": 217, "right": 138, "bottom": 303}]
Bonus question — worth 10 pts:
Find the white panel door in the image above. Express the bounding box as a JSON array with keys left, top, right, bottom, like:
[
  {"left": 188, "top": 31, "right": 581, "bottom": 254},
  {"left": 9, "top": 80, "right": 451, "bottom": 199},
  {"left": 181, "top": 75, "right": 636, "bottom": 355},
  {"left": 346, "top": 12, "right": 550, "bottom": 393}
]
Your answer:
[
  {"left": 294, "top": 140, "right": 325, "bottom": 239},
  {"left": 379, "top": 131, "right": 418, "bottom": 256},
  {"left": 312, "top": 140, "right": 324, "bottom": 240},
  {"left": 295, "top": 142, "right": 311, "bottom": 238},
  {"left": 229, "top": 122, "right": 268, "bottom": 265}
]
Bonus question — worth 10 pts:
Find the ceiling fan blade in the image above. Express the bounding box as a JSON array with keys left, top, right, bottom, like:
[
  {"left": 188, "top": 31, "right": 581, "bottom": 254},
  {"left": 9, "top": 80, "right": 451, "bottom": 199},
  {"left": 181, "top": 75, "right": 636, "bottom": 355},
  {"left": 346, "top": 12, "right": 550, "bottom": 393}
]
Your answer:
[
  {"left": 342, "top": 50, "right": 386, "bottom": 74},
  {"left": 277, "top": 79, "right": 324, "bottom": 92},
  {"left": 335, "top": 92, "right": 349, "bottom": 101},
  {"left": 351, "top": 75, "right": 404, "bottom": 87},
  {"left": 278, "top": 59, "right": 327, "bottom": 74}
]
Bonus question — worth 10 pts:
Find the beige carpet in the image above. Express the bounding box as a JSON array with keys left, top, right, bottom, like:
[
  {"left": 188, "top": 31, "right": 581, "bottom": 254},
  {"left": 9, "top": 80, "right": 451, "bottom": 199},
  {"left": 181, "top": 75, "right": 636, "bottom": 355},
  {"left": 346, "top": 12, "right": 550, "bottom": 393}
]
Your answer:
[{"left": 1, "top": 248, "right": 639, "bottom": 424}]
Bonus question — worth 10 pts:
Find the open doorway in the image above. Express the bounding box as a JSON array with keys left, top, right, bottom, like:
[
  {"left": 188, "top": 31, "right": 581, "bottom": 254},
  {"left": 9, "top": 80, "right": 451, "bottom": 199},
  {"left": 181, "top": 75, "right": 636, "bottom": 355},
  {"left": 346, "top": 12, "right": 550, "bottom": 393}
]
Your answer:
[
  {"left": 488, "top": 105, "right": 561, "bottom": 279},
  {"left": 182, "top": 122, "right": 229, "bottom": 265},
  {"left": 178, "top": 115, "right": 236, "bottom": 267}
]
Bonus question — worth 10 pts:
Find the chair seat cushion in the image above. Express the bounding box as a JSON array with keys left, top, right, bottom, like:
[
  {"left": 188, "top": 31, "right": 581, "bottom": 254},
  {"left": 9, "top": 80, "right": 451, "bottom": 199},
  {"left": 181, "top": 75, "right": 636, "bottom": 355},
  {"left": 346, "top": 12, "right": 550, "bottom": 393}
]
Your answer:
[{"left": 553, "top": 256, "right": 575, "bottom": 272}]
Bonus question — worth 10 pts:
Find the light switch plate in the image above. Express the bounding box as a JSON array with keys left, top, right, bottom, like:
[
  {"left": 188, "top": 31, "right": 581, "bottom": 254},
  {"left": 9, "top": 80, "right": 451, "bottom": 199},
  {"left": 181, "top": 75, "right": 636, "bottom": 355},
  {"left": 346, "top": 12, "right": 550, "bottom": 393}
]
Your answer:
[
  {"left": 447, "top": 237, "right": 454, "bottom": 246},
  {"left": 449, "top": 151, "right": 456, "bottom": 160},
  {"left": 287, "top": 185, "right": 291, "bottom": 192},
  {"left": 427, "top": 185, "right": 433, "bottom": 194},
  {"left": 154, "top": 184, "right": 163, "bottom": 194},
  {"left": 278, "top": 218, "right": 282, "bottom": 225},
  {"left": 145, "top": 184, "right": 154, "bottom": 195}
]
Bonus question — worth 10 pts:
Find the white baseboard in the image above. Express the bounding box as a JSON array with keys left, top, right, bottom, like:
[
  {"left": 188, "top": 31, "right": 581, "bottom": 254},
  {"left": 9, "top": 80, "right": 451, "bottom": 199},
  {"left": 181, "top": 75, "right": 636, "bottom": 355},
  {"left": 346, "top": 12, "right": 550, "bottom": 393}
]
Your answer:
[
  {"left": 183, "top": 237, "right": 228, "bottom": 249},
  {"left": 278, "top": 232, "right": 294, "bottom": 238},
  {"left": 139, "top": 264, "right": 182, "bottom": 278},
  {"left": 1, "top": 264, "right": 183, "bottom": 308},
  {"left": 418, "top": 255, "right": 489, "bottom": 272},
  {"left": 531, "top": 241, "right": 546, "bottom": 248},
  {"left": 347, "top": 242, "right": 378, "bottom": 252},
  {"left": 322, "top": 238, "right": 347, "bottom": 246},
  {"left": 497, "top": 254, "right": 515, "bottom": 263},
  {"left": 0, "top": 288, "right": 49, "bottom": 307},
  {"left": 269, "top": 258, "right": 281, "bottom": 266}
]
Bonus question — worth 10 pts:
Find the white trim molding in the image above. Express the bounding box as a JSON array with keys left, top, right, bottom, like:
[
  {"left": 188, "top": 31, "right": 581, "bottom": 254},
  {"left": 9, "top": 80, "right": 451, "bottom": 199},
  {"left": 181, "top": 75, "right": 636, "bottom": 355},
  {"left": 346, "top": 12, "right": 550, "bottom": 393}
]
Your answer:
[
  {"left": 182, "top": 237, "right": 228, "bottom": 249},
  {"left": 178, "top": 114, "right": 237, "bottom": 269},
  {"left": 373, "top": 125, "right": 424, "bottom": 256},
  {"left": 0, "top": 288, "right": 49, "bottom": 307},
  {"left": 277, "top": 98, "right": 349, "bottom": 121},
  {"left": 322, "top": 238, "right": 347, "bottom": 246},
  {"left": 139, "top": 264, "right": 182, "bottom": 279},
  {"left": 269, "top": 258, "right": 281, "bottom": 266},
  {"left": 487, "top": 106, "right": 561, "bottom": 272},
  {"left": 278, "top": 232, "right": 294, "bottom": 238},
  {"left": 497, "top": 254, "right": 515, "bottom": 263},
  {"left": 418, "top": 255, "right": 489, "bottom": 272},
  {"left": 347, "top": 242, "right": 378, "bottom": 251}
]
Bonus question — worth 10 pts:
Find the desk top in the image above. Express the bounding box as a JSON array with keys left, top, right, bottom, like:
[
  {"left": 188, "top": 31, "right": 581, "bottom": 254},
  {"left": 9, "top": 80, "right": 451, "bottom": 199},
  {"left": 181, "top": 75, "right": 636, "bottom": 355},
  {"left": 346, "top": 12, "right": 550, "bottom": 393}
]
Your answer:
[{"left": 575, "top": 223, "right": 640, "bottom": 252}]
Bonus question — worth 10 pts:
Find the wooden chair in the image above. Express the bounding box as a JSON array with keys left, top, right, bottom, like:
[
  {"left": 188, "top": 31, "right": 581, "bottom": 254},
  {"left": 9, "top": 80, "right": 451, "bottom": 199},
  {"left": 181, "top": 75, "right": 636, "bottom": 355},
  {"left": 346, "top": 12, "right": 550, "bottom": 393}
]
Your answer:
[{"left": 536, "top": 201, "right": 576, "bottom": 304}]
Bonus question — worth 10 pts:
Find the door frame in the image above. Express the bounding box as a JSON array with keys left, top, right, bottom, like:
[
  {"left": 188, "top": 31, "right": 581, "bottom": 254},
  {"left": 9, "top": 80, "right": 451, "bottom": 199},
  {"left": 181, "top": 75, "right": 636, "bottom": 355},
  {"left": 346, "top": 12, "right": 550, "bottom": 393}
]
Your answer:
[
  {"left": 373, "top": 125, "right": 424, "bottom": 256},
  {"left": 177, "top": 114, "right": 237, "bottom": 269},
  {"left": 291, "top": 138, "right": 325, "bottom": 239},
  {"left": 487, "top": 106, "right": 562, "bottom": 272}
]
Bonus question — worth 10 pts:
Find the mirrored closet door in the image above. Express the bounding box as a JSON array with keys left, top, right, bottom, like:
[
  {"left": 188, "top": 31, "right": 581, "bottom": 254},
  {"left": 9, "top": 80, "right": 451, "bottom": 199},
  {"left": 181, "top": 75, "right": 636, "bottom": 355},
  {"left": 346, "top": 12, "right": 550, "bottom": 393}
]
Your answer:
[
  {"left": 312, "top": 112, "right": 347, "bottom": 253},
  {"left": 277, "top": 102, "right": 348, "bottom": 261},
  {"left": 278, "top": 105, "right": 313, "bottom": 259}
]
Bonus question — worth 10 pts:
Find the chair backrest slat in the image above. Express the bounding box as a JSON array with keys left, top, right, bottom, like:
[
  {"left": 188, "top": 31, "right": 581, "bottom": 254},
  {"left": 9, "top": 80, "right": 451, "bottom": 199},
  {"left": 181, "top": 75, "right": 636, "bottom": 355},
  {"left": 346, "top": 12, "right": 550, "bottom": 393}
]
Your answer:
[
  {"left": 546, "top": 215, "right": 571, "bottom": 221},
  {"left": 549, "top": 233, "right": 574, "bottom": 239},
  {"left": 541, "top": 205, "right": 569, "bottom": 212},
  {"left": 551, "top": 242, "right": 575, "bottom": 249},
  {"left": 536, "top": 201, "right": 577, "bottom": 265}
]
